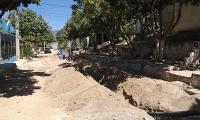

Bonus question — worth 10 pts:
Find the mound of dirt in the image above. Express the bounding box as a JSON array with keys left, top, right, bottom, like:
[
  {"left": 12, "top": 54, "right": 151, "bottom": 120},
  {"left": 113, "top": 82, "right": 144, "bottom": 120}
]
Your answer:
[
  {"left": 73, "top": 55, "right": 200, "bottom": 114},
  {"left": 117, "top": 77, "right": 199, "bottom": 112},
  {"left": 44, "top": 67, "right": 154, "bottom": 120}
]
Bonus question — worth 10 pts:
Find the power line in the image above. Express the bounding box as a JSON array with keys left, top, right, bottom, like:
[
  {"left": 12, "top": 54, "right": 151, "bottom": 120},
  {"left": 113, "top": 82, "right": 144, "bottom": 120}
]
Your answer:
[
  {"left": 43, "top": 16, "right": 70, "bottom": 21},
  {"left": 41, "top": 3, "right": 71, "bottom": 8},
  {"left": 30, "top": 6, "right": 72, "bottom": 9},
  {"left": 42, "top": 15, "right": 70, "bottom": 20},
  {"left": 55, "top": 0, "right": 66, "bottom": 5},
  {"left": 35, "top": 10, "right": 71, "bottom": 16},
  {"left": 41, "top": 14, "right": 71, "bottom": 18}
]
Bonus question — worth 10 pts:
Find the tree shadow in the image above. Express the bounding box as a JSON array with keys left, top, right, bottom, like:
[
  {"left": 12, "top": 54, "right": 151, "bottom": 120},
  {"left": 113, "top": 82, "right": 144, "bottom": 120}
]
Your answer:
[
  {"left": 58, "top": 62, "right": 73, "bottom": 68},
  {"left": 73, "top": 53, "right": 200, "bottom": 119},
  {"left": 0, "top": 69, "right": 49, "bottom": 98},
  {"left": 73, "top": 56, "right": 143, "bottom": 91}
]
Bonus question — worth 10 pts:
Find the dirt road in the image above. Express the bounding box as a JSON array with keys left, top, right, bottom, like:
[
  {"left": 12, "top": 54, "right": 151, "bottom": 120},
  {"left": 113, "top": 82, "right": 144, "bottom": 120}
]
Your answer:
[
  {"left": 0, "top": 52, "right": 68, "bottom": 120},
  {"left": 0, "top": 51, "right": 154, "bottom": 120}
]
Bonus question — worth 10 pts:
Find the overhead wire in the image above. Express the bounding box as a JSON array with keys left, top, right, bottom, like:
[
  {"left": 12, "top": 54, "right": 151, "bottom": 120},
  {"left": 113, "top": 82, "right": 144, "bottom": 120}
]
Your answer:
[
  {"left": 19, "top": 1, "right": 74, "bottom": 29},
  {"left": 42, "top": 16, "right": 70, "bottom": 21},
  {"left": 40, "top": 3, "right": 71, "bottom": 8},
  {"left": 54, "top": 0, "right": 66, "bottom": 5},
  {"left": 40, "top": 14, "right": 70, "bottom": 18},
  {"left": 30, "top": 6, "right": 71, "bottom": 9},
  {"left": 34, "top": 11, "right": 71, "bottom": 16},
  {"left": 30, "top": 2, "right": 73, "bottom": 20}
]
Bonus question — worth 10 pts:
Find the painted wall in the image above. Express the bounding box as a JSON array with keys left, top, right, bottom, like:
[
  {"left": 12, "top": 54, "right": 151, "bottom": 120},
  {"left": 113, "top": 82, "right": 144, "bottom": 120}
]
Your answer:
[
  {"left": 116, "top": 43, "right": 154, "bottom": 58},
  {"left": 0, "top": 18, "right": 16, "bottom": 64},
  {"left": 46, "top": 42, "right": 60, "bottom": 50},
  {"left": 163, "top": 4, "right": 200, "bottom": 35},
  {"left": 0, "top": 32, "right": 16, "bottom": 63},
  {"left": 0, "top": 18, "right": 15, "bottom": 34},
  {"left": 164, "top": 41, "right": 196, "bottom": 60}
]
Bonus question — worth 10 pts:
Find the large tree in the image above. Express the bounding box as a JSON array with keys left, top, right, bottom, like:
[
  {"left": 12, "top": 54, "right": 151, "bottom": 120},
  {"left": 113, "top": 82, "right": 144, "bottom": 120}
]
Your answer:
[
  {"left": 74, "top": 0, "right": 141, "bottom": 57},
  {"left": 75, "top": 0, "right": 200, "bottom": 61},
  {"left": 133, "top": 0, "right": 200, "bottom": 61},
  {"left": 0, "top": 0, "right": 41, "bottom": 18},
  {"left": 56, "top": 9, "right": 91, "bottom": 50},
  {"left": 8, "top": 9, "right": 54, "bottom": 57}
]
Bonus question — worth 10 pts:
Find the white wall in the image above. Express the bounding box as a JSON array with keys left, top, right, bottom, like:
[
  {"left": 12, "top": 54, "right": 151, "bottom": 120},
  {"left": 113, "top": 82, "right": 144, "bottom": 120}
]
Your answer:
[{"left": 163, "top": 4, "right": 200, "bottom": 35}]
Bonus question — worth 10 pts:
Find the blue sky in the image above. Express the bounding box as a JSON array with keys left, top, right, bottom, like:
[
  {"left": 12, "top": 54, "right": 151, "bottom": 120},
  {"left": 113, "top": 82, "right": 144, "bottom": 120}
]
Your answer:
[{"left": 4, "top": 0, "right": 76, "bottom": 31}]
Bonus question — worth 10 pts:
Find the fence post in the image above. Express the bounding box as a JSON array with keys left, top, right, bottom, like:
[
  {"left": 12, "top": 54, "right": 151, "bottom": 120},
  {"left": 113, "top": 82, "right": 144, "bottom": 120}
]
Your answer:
[
  {"left": 0, "top": 32, "right": 2, "bottom": 63},
  {"left": 15, "top": 7, "right": 20, "bottom": 61}
]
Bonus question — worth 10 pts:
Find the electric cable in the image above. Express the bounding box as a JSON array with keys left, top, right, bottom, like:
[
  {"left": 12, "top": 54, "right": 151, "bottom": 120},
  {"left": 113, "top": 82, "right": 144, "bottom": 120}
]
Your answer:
[
  {"left": 34, "top": 10, "right": 71, "bottom": 16},
  {"left": 41, "top": 3, "right": 71, "bottom": 8}
]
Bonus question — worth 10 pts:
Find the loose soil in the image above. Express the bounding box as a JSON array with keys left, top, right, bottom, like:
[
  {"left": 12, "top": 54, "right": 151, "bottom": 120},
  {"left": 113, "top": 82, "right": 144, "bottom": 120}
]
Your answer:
[
  {"left": 0, "top": 51, "right": 153, "bottom": 120},
  {"left": 1, "top": 50, "right": 200, "bottom": 120}
]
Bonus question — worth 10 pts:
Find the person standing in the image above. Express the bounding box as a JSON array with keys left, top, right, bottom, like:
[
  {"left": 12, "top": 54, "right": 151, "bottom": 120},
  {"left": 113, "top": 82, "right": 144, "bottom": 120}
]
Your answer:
[
  {"left": 68, "top": 48, "right": 73, "bottom": 61},
  {"left": 67, "top": 40, "right": 73, "bottom": 61},
  {"left": 60, "top": 48, "right": 66, "bottom": 60}
]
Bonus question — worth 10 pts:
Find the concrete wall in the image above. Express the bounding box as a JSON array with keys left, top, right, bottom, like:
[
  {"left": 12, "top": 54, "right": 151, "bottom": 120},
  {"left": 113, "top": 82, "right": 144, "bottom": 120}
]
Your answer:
[
  {"left": 117, "top": 44, "right": 154, "bottom": 58},
  {"left": 76, "top": 53, "right": 200, "bottom": 89},
  {"left": 164, "top": 41, "right": 197, "bottom": 60},
  {"left": 163, "top": 4, "right": 200, "bottom": 35},
  {"left": 46, "top": 42, "right": 60, "bottom": 50}
]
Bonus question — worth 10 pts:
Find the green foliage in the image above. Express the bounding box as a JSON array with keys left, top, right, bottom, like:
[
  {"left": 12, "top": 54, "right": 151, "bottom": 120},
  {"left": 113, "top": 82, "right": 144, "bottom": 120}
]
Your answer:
[
  {"left": 77, "top": 39, "right": 84, "bottom": 48},
  {"left": 72, "top": 0, "right": 138, "bottom": 56},
  {"left": 56, "top": 27, "right": 68, "bottom": 49},
  {"left": 8, "top": 9, "right": 54, "bottom": 45},
  {"left": 20, "top": 47, "right": 33, "bottom": 59},
  {"left": 8, "top": 9, "right": 54, "bottom": 58},
  {"left": 0, "top": 0, "right": 41, "bottom": 18},
  {"left": 72, "top": 0, "right": 200, "bottom": 59}
]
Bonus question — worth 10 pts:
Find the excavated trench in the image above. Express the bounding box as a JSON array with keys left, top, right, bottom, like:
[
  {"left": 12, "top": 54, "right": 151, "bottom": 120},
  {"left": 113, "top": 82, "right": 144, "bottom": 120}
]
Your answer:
[{"left": 73, "top": 53, "right": 200, "bottom": 120}]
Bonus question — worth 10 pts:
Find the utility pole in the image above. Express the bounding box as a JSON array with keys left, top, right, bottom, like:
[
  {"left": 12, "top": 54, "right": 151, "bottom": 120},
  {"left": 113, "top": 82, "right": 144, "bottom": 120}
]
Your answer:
[
  {"left": 44, "top": 41, "right": 45, "bottom": 51},
  {"left": 0, "top": 33, "right": 2, "bottom": 64},
  {"left": 15, "top": 6, "right": 20, "bottom": 61}
]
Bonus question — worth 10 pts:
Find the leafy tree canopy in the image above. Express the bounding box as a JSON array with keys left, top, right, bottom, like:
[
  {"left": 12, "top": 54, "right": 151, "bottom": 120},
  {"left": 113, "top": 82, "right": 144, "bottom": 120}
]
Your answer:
[
  {"left": 8, "top": 8, "right": 54, "bottom": 47},
  {"left": 0, "top": 0, "right": 41, "bottom": 18}
]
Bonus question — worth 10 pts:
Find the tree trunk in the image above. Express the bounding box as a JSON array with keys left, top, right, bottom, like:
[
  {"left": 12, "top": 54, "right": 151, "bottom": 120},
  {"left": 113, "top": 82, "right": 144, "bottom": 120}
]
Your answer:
[
  {"left": 156, "top": 39, "right": 164, "bottom": 61},
  {"left": 136, "top": 43, "right": 142, "bottom": 58},
  {"left": 92, "top": 33, "right": 97, "bottom": 52},
  {"left": 159, "top": 39, "right": 164, "bottom": 61}
]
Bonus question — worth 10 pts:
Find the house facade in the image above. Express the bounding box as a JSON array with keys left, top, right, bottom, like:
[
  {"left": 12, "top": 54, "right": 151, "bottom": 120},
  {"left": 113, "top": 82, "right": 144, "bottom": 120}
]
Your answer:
[
  {"left": 163, "top": 4, "right": 200, "bottom": 67},
  {"left": 0, "top": 18, "right": 16, "bottom": 64}
]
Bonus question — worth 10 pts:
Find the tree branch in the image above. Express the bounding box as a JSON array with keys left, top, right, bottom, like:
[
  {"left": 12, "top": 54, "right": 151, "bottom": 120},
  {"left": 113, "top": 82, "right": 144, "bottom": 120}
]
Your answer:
[
  {"left": 158, "top": 0, "right": 163, "bottom": 38},
  {"left": 164, "top": 1, "right": 183, "bottom": 37},
  {"left": 150, "top": 0, "right": 157, "bottom": 35},
  {"left": 0, "top": 0, "right": 17, "bottom": 19}
]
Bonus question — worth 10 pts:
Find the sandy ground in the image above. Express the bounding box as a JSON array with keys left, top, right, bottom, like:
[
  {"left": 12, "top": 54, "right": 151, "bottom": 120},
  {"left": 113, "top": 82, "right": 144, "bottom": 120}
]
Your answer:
[
  {"left": 1, "top": 50, "right": 200, "bottom": 120},
  {"left": 72, "top": 53, "right": 200, "bottom": 119},
  {"left": 167, "top": 70, "right": 200, "bottom": 77},
  {"left": 0, "top": 51, "right": 154, "bottom": 120},
  {"left": 0, "top": 52, "right": 67, "bottom": 120}
]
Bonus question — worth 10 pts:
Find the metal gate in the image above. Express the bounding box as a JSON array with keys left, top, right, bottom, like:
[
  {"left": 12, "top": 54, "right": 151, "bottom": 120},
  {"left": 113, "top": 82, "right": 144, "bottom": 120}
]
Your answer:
[{"left": 0, "top": 31, "right": 16, "bottom": 63}]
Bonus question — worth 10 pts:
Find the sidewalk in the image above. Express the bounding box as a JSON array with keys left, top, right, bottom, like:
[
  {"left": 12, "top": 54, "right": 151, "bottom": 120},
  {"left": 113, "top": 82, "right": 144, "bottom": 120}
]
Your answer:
[
  {"left": 13, "top": 59, "right": 28, "bottom": 68},
  {"left": 168, "top": 70, "right": 200, "bottom": 77},
  {"left": 0, "top": 59, "right": 27, "bottom": 78}
]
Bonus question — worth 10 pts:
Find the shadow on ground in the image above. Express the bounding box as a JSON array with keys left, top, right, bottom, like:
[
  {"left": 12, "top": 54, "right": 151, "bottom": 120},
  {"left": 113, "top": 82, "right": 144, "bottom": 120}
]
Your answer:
[
  {"left": 58, "top": 62, "right": 73, "bottom": 68},
  {"left": 0, "top": 69, "right": 50, "bottom": 98},
  {"left": 73, "top": 58, "right": 143, "bottom": 91},
  {"left": 73, "top": 53, "right": 200, "bottom": 119}
]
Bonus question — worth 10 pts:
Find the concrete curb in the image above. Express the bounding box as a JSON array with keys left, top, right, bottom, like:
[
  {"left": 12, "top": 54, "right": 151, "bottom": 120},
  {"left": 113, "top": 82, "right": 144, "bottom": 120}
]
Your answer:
[{"left": 0, "top": 63, "right": 17, "bottom": 78}]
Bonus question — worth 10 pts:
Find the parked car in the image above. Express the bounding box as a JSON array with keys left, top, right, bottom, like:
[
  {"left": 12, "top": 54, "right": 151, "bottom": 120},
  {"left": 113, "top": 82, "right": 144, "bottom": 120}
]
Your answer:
[{"left": 44, "top": 47, "right": 52, "bottom": 53}]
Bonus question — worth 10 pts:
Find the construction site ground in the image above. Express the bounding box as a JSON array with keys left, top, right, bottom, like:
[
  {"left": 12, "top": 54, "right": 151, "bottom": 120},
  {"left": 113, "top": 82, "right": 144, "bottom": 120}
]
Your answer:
[{"left": 0, "top": 50, "right": 200, "bottom": 120}]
